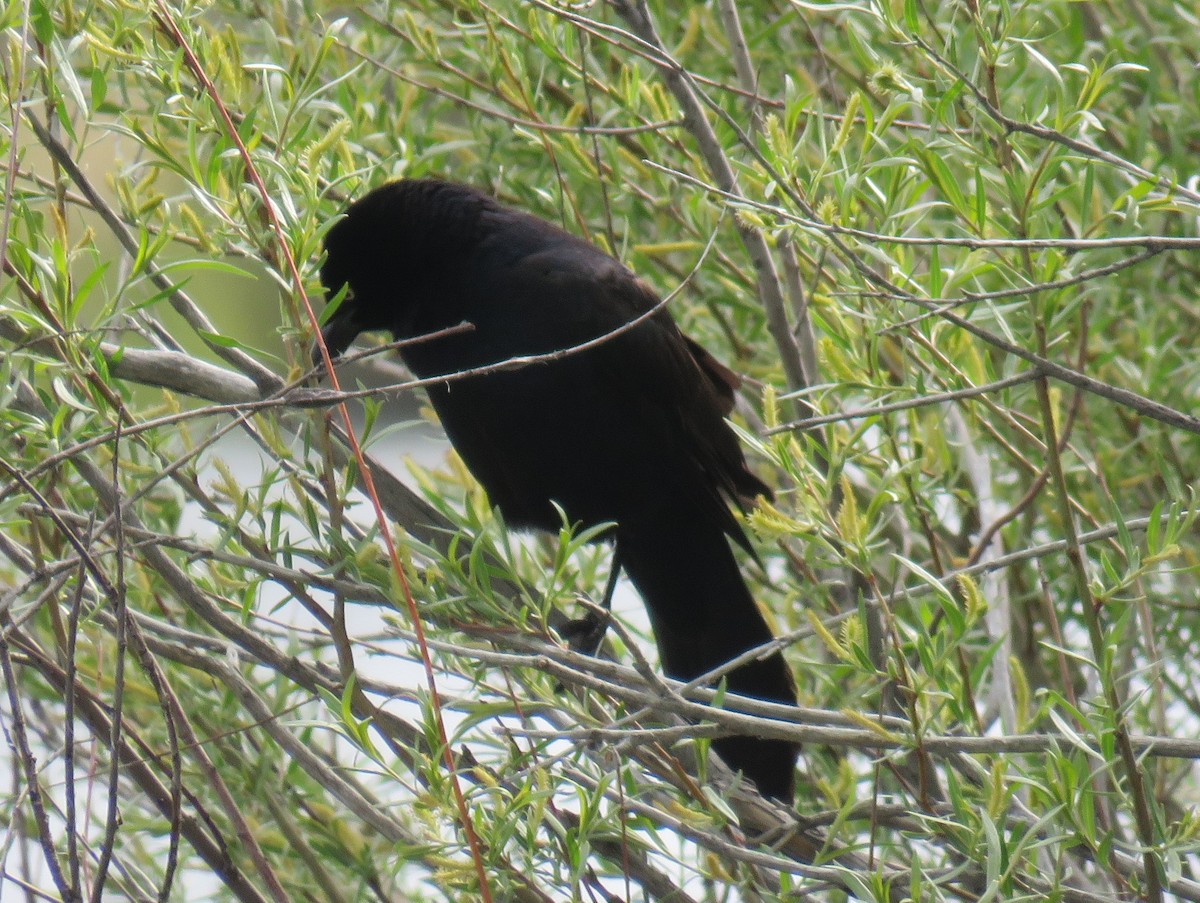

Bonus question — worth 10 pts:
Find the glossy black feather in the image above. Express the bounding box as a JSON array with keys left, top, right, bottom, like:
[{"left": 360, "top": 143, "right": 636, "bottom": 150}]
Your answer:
[{"left": 319, "top": 178, "right": 798, "bottom": 801}]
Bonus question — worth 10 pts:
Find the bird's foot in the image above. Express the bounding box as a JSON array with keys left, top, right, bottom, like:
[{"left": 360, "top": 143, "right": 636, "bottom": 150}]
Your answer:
[{"left": 559, "top": 610, "right": 611, "bottom": 657}]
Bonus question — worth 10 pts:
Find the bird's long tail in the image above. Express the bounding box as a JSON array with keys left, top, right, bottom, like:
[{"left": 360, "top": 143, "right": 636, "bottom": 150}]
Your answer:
[{"left": 618, "top": 517, "right": 798, "bottom": 801}]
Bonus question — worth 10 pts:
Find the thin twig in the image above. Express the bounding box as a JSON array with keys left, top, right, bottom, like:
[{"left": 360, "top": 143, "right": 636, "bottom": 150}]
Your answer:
[{"left": 91, "top": 421, "right": 127, "bottom": 903}]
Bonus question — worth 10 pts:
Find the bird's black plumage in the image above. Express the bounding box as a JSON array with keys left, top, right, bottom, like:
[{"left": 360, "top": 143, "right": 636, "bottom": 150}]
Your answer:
[{"left": 318, "top": 178, "right": 798, "bottom": 801}]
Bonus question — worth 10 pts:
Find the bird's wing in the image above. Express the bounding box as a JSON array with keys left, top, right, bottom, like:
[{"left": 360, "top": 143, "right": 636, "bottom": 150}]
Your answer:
[{"left": 505, "top": 243, "right": 770, "bottom": 534}]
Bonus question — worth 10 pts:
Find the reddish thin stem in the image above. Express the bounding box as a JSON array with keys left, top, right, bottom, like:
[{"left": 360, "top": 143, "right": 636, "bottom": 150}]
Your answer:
[{"left": 150, "top": 6, "right": 494, "bottom": 899}]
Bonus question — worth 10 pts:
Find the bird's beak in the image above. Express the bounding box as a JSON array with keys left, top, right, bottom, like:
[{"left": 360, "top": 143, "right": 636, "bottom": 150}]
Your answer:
[{"left": 312, "top": 302, "right": 363, "bottom": 369}]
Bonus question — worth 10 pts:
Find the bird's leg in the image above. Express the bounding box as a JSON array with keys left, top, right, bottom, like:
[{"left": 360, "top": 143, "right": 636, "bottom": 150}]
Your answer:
[{"left": 559, "top": 549, "right": 621, "bottom": 657}]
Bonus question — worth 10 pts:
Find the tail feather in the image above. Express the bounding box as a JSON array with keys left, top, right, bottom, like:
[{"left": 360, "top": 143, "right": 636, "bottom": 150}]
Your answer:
[{"left": 618, "top": 518, "right": 798, "bottom": 801}]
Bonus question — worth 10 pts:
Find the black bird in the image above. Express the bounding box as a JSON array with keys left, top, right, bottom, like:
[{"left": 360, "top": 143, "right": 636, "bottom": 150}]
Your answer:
[{"left": 317, "top": 178, "right": 798, "bottom": 801}]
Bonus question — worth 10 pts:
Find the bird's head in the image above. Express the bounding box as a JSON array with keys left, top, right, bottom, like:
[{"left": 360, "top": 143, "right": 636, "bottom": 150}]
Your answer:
[{"left": 313, "top": 178, "right": 491, "bottom": 366}]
